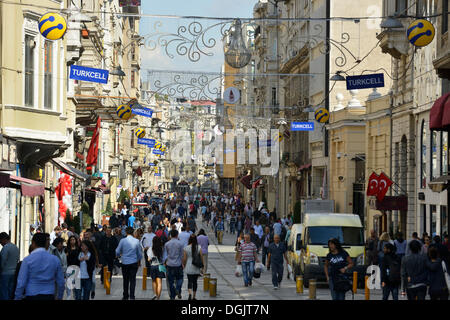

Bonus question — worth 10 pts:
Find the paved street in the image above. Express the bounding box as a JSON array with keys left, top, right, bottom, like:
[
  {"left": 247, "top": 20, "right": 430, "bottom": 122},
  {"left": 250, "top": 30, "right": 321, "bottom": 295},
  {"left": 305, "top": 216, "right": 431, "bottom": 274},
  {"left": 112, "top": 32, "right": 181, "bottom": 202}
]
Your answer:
[{"left": 92, "top": 219, "right": 389, "bottom": 300}]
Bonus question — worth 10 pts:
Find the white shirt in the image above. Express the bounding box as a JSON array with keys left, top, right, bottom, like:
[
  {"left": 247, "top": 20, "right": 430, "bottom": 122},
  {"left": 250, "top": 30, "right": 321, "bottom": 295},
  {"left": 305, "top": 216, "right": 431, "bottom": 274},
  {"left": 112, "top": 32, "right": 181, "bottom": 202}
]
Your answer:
[
  {"left": 79, "top": 252, "right": 91, "bottom": 279},
  {"left": 175, "top": 222, "right": 183, "bottom": 233},
  {"left": 179, "top": 231, "right": 191, "bottom": 247},
  {"left": 254, "top": 224, "right": 263, "bottom": 239}
]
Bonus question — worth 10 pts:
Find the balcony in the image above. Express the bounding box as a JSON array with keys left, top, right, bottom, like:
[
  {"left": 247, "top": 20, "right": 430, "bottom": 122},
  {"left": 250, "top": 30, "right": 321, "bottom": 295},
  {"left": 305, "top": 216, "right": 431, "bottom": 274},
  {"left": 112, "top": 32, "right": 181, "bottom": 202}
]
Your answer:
[{"left": 377, "top": 18, "right": 409, "bottom": 59}]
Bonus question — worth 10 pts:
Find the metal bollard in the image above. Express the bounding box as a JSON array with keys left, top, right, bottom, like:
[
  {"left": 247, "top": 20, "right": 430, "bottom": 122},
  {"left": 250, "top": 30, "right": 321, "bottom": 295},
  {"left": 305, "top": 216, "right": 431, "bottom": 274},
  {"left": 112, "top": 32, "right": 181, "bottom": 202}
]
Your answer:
[
  {"left": 203, "top": 273, "right": 211, "bottom": 291},
  {"left": 296, "top": 276, "right": 303, "bottom": 294},
  {"left": 106, "top": 271, "right": 111, "bottom": 295},
  {"left": 103, "top": 266, "right": 108, "bottom": 288},
  {"left": 353, "top": 271, "right": 358, "bottom": 294},
  {"left": 308, "top": 279, "right": 317, "bottom": 300},
  {"left": 365, "top": 275, "right": 370, "bottom": 300},
  {"left": 209, "top": 278, "right": 217, "bottom": 297},
  {"left": 142, "top": 267, "right": 147, "bottom": 291}
]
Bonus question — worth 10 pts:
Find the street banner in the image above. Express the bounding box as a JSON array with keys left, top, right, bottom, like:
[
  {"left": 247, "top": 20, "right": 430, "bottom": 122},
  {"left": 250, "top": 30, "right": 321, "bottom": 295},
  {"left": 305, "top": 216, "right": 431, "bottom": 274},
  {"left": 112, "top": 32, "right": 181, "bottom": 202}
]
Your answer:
[
  {"left": 346, "top": 73, "right": 384, "bottom": 90},
  {"left": 376, "top": 172, "right": 393, "bottom": 202},
  {"left": 69, "top": 65, "right": 109, "bottom": 84},
  {"left": 137, "top": 138, "right": 155, "bottom": 147},
  {"left": 131, "top": 104, "right": 153, "bottom": 118},
  {"left": 152, "top": 149, "right": 164, "bottom": 155},
  {"left": 366, "top": 172, "right": 380, "bottom": 196},
  {"left": 291, "top": 122, "right": 314, "bottom": 131}
]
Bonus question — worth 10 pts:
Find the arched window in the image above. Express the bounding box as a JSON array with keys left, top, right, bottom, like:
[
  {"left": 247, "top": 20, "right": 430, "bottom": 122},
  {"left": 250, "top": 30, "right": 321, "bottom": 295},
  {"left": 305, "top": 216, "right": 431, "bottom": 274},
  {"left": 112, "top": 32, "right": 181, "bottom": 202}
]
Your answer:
[
  {"left": 421, "top": 120, "right": 427, "bottom": 188},
  {"left": 431, "top": 130, "right": 438, "bottom": 180}
]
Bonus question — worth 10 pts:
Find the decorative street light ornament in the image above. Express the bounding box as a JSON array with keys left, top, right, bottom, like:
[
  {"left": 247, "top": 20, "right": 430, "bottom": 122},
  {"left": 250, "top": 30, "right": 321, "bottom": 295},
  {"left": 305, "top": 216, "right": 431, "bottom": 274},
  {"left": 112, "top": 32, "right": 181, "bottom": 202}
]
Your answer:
[
  {"left": 223, "top": 87, "right": 240, "bottom": 104},
  {"left": 39, "top": 13, "right": 67, "bottom": 40},
  {"left": 407, "top": 19, "right": 435, "bottom": 47},
  {"left": 134, "top": 128, "right": 146, "bottom": 139},
  {"left": 116, "top": 104, "right": 133, "bottom": 120},
  {"left": 224, "top": 19, "right": 251, "bottom": 69},
  {"left": 314, "top": 107, "right": 330, "bottom": 123}
]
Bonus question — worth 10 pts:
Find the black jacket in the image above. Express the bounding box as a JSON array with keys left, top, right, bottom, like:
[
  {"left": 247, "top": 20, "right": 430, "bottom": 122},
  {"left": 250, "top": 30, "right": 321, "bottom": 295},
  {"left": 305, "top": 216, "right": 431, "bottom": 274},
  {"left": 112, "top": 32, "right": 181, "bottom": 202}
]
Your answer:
[
  {"left": 427, "top": 258, "right": 449, "bottom": 294},
  {"left": 99, "top": 235, "right": 119, "bottom": 264},
  {"left": 401, "top": 253, "right": 429, "bottom": 287},
  {"left": 109, "top": 215, "right": 119, "bottom": 229},
  {"left": 66, "top": 248, "right": 81, "bottom": 266},
  {"left": 380, "top": 252, "right": 401, "bottom": 285}
]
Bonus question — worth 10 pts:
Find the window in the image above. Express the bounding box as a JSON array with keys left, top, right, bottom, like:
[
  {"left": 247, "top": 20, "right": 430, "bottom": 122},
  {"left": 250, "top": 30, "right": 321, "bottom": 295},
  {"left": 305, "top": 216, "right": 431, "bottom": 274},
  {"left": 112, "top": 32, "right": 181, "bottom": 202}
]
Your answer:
[
  {"left": 422, "top": 204, "right": 427, "bottom": 235},
  {"left": 431, "top": 205, "right": 437, "bottom": 236},
  {"left": 431, "top": 130, "right": 438, "bottom": 180},
  {"left": 416, "top": 0, "right": 426, "bottom": 16},
  {"left": 421, "top": 120, "right": 427, "bottom": 188},
  {"left": 441, "top": 132, "right": 448, "bottom": 175},
  {"left": 44, "top": 41, "right": 53, "bottom": 109},
  {"left": 396, "top": 0, "right": 408, "bottom": 15},
  {"left": 306, "top": 226, "right": 364, "bottom": 246},
  {"left": 24, "top": 35, "right": 35, "bottom": 107},
  {"left": 271, "top": 87, "right": 277, "bottom": 106},
  {"left": 443, "top": 0, "right": 449, "bottom": 34},
  {"left": 441, "top": 206, "right": 448, "bottom": 237},
  {"left": 131, "top": 70, "right": 135, "bottom": 88}
]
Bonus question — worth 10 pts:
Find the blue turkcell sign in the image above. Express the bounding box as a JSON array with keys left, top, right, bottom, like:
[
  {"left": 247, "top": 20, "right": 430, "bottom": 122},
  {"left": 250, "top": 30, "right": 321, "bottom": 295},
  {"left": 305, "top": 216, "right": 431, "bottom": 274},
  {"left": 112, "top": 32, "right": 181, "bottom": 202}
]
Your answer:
[
  {"left": 149, "top": 163, "right": 156, "bottom": 166},
  {"left": 137, "top": 138, "right": 155, "bottom": 147},
  {"left": 69, "top": 65, "right": 109, "bottom": 84},
  {"left": 155, "top": 173, "right": 161, "bottom": 177},
  {"left": 346, "top": 73, "right": 384, "bottom": 90},
  {"left": 153, "top": 149, "right": 165, "bottom": 155},
  {"left": 131, "top": 105, "right": 153, "bottom": 118},
  {"left": 291, "top": 122, "right": 315, "bottom": 131}
]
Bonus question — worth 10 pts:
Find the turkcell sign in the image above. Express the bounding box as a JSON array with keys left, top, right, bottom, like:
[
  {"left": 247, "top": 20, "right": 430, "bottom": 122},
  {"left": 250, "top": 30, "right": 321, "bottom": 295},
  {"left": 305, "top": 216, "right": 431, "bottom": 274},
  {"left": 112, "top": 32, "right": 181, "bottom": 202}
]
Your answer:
[
  {"left": 291, "top": 122, "right": 314, "bottom": 131},
  {"left": 137, "top": 138, "right": 155, "bottom": 147},
  {"left": 346, "top": 73, "right": 384, "bottom": 90},
  {"left": 155, "top": 173, "right": 161, "bottom": 177},
  {"left": 69, "top": 65, "right": 109, "bottom": 84},
  {"left": 131, "top": 105, "right": 153, "bottom": 118},
  {"left": 149, "top": 163, "right": 156, "bottom": 166},
  {"left": 153, "top": 149, "right": 165, "bottom": 155}
]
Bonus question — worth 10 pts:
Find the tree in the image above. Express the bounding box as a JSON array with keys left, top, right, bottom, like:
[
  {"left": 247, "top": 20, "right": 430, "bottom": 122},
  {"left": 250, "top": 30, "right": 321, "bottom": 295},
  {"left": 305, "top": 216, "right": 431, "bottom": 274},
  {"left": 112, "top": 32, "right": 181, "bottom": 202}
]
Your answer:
[
  {"left": 102, "top": 198, "right": 113, "bottom": 216},
  {"left": 293, "top": 201, "right": 301, "bottom": 224}
]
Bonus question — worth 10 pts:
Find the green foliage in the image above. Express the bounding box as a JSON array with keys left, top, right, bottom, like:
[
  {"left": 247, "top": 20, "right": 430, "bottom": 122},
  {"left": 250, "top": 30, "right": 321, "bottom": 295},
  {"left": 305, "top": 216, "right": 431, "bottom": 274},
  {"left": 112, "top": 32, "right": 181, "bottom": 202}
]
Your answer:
[
  {"left": 102, "top": 198, "right": 113, "bottom": 216},
  {"left": 72, "top": 215, "right": 81, "bottom": 234},
  {"left": 118, "top": 189, "right": 129, "bottom": 204},
  {"left": 293, "top": 201, "right": 302, "bottom": 224}
]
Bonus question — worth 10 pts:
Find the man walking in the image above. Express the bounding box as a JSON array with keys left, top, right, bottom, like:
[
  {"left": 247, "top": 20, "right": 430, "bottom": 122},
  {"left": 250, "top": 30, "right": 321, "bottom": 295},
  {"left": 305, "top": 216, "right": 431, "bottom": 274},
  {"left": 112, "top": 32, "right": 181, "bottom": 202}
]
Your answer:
[
  {"left": 99, "top": 226, "right": 118, "bottom": 285},
  {"left": 0, "top": 232, "right": 19, "bottom": 300},
  {"left": 401, "top": 240, "right": 428, "bottom": 300},
  {"left": 14, "top": 233, "right": 65, "bottom": 300},
  {"left": 267, "top": 235, "right": 288, "bottom": 290},
  {"left": 215, "top": 217, "right": 225, "bottom": 245},
  {"left": 164, "top": 229, "right": 185, "bottom": 299},
  {"left": 128, "top": 212, "right": 136, "bottom": 228},
  {"left": 115, "top": 227, "right": 142, "bottom": 300},
  {"left": 261, "top": 227, "right": 272, "bottom": 266},
  {"left": 238, "top": 234, "right": 259, "bottom": 287}
]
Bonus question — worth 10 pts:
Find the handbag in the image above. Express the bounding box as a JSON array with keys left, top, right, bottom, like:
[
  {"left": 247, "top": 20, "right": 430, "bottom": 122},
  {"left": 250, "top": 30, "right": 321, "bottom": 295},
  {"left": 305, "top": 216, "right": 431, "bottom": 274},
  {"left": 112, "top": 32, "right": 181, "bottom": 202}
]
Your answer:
[
  {"left": 192, "top": 250, "right": 204, "bottom": 269},
  {"left": 442, "top": 260, "right": 450, "bottom": 290},
  {"left": 333, "top": 273, "right": 352, "bottom": 292},
  {"left": 158, "top": 264, "right": 167, "bottom": 273}
]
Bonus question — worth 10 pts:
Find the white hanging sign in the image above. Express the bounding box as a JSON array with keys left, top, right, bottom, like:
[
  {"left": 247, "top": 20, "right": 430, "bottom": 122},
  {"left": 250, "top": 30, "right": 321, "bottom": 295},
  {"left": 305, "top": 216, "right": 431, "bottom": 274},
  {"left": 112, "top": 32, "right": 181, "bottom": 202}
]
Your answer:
[{"left": 223, "top": 87, "right": 240, "bottom": 104}]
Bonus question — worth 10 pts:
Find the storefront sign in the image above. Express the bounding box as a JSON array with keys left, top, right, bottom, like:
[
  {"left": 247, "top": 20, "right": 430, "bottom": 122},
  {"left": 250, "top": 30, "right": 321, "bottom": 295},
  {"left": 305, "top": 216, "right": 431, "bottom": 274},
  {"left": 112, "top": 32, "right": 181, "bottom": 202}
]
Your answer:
[
  {"left": 69, "top": 65, "right": 109, "bottom": 84},
  {"left": 137, "top": 138, "right": 155, "bottom": 147},
  {"left": 291, "top": 122, "right": 315, "bottom": 131},
  {"left": 346, "top": 73, "right": 384, "bottom": 90}
]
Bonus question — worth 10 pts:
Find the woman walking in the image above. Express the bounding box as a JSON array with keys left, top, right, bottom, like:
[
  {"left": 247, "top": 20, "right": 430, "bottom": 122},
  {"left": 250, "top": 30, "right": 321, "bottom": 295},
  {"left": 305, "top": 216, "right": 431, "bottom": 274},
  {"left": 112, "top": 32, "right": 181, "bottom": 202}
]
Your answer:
[
  {"left": 324, "top": 238, "right": 354, "bottom": 300},
  {"left": 377, "top": 232, "right": 393, "bottom": 265},
  {"left": 182, "top": 234, "right": 204, "bottom": 300},
  {"left": 66, "top": 236, "right": 81, "bottom": 299},
  {"left": 197, "top": 229, "right": 209, "bottom": 273},
  {"left": 78, "top": 240, "right": 97, "bottom": 300},
  {"left": 147, "top": 237, "right": 165, "bottom": 300}
]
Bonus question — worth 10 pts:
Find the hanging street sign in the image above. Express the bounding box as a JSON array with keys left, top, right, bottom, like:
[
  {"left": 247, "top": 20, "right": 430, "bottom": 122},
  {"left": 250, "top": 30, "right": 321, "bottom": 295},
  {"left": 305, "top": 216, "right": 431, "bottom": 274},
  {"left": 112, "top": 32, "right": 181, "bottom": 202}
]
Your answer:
[
  {"left": 69, "top": 65, "right": 109, "bottom": 84},
  {"left": 131, "top": 104, "right": 153, "bottom": 118},
  {"left": 346, "top": 73, "right": 384, "bottom": 90},
  {"left": 291, "top": 122, "right": 315, "bottom": 131},
  {"left": 149, "top": 163, "right": 156, "bottom": 166},
  {"left": 153, "top": 149, "right": 165, "bottom": 155},
  {"left": 223, "top": 87, "right": 240, "bottom": 104},
  {"left": 154, "top": 173, "right": 161, "bottom": 176},
  {"left": 137, "top": 138, "right": 155, "bottom": 147}
]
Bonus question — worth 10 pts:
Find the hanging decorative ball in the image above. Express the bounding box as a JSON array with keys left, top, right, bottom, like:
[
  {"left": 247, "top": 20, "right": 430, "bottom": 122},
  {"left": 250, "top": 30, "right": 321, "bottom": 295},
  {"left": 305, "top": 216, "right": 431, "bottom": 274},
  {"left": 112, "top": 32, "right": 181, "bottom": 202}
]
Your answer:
[
  {"left": 39, "top": 13, "right": 67, "bottom": 40},
  {"left": 134, "top": 128, "right": 146, "bottom": 139},
  {"left": 116, "top": 104, "right": 133, "bottom": 120},
  {"left": 314, "top": 107, "right": 330, "bottom": 123},
  {"left": 407, "top": 19, "right": 435, "bottom": 47}
]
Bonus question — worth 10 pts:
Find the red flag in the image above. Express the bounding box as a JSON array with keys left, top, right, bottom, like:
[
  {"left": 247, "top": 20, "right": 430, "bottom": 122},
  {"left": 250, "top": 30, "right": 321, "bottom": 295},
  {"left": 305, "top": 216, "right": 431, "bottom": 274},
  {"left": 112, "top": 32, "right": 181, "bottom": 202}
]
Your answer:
[
  {"left": 376, "top": 172, "right": 393, "bottom": 202},
  {"left": 366, "top": 172, "right": 380, "bottom": 196},
  {"left": 86, "top": 117, "right": 101, "bottom": 167}
]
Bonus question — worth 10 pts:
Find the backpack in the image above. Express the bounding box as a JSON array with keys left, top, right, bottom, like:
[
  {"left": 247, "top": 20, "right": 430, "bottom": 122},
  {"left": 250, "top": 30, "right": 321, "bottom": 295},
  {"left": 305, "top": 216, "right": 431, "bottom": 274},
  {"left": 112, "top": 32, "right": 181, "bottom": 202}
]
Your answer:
[{"left": 387, "top": 255, "right": 401, "bottom": 283}]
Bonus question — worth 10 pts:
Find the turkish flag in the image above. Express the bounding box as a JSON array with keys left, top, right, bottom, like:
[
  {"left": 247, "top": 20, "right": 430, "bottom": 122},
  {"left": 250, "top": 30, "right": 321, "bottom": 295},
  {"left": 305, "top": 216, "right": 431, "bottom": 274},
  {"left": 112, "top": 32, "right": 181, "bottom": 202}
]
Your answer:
[
  {"left": 366, "top": 172, "right": 380, "bottom": 196},
  {"left": 376, "top": 172, "right": 393, "bottom": 202},
  {"left": 86, "top": 117, "right": 101, "bottom": 167}
]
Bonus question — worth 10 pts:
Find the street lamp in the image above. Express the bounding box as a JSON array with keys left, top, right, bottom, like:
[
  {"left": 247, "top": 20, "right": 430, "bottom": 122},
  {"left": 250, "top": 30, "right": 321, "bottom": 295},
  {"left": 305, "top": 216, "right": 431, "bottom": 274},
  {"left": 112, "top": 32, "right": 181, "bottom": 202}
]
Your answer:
[
  {"left": 330, "top": 71, "right": 346, "bottom": 81},
  {"left": 110, "top": 65, "right": 126, "bottom": 77},
  {"left": 224, "top": 19, "right": 251, "bottom": 69}
]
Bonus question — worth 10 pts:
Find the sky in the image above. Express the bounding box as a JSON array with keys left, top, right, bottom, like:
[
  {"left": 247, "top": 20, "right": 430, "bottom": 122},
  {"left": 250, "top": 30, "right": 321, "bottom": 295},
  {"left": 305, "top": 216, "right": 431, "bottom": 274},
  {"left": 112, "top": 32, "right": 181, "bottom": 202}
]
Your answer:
[{"left": 139, "top": 0, "right": 257, "bottom": 79}]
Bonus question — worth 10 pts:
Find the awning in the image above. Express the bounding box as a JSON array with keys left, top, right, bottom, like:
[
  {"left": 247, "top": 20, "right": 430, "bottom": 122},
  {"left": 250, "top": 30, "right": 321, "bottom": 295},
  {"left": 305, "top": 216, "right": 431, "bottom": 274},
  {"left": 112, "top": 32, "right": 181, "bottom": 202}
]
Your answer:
[
  {"left": 0, "top": 174, "right": 45, "bottom": 197},
  {"left": 51, "top": 159, "right": 90, "bottom": 181},
  {"left": 430, "top": 93, "right": 450, "bottom": 131},
  {"left": 240, "top": 175, "right": 252, "bottom": 189},
  {"left": 428, "top": 175, "right": 450, "bottom": 192},
  {"left": 375, "top": 196, "right": 408, "bottom": 211}
]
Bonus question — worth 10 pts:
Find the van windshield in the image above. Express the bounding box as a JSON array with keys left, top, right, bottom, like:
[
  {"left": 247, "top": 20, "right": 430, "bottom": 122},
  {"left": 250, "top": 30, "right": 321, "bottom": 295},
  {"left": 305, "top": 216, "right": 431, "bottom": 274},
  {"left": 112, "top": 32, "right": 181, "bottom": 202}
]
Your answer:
[{"left": 307, "top": 226, "right": 364, "bottom": 246}]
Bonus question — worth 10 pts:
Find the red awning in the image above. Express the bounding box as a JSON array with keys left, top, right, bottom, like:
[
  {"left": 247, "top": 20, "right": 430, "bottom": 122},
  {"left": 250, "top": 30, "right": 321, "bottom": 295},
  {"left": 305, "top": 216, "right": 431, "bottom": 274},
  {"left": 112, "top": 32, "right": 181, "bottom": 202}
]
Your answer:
[
  {"left": 430, "top": 93, "right": 450, "bottom": 131},
  {"left": 375, "top": 196, "right": 408, "bottom": 211},
  {"left": 240, "top": 175, "right": 252, "bottom": 189},
  {"left": 9, "top": 175, "right": 45, "bottom": 197}
]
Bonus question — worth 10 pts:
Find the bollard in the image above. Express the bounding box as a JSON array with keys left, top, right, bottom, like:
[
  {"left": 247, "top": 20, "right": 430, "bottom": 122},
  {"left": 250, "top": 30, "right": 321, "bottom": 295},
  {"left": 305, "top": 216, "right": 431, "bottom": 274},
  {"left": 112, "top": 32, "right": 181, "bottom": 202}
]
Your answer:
[
  {"left": 296, "top": 275, "right": 303, "bottom": 294},
  {"left": 142, "top": 267, "right": 147, "bottom": 291},
  {"left": 106, "top": 271, "right": 111, "bottom": 295},
  {"left": 308, "top": 279, "right": 316, "bottom": 300},
  {"left": 103, "top": 266, "right": 108, "bottom": 288},
  {"left": 353, "top": 271, "right": 358, "bottom": 294},
  {"left": 209, "top": 278, "right": 217, "bottom": 297},
  {"left": 203, "top": 273, "right": 211, "bottom": 291},
  {"left": 365, "top": 275, "right": 370, "bottom": 300}
]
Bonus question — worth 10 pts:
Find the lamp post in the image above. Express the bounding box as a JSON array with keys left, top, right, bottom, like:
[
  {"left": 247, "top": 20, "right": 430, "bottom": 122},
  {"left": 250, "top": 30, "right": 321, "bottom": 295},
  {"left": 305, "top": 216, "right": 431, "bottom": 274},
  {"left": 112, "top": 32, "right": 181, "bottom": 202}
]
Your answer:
[{"left": 224, "top": 19, "right": 252, "bottom": 69}]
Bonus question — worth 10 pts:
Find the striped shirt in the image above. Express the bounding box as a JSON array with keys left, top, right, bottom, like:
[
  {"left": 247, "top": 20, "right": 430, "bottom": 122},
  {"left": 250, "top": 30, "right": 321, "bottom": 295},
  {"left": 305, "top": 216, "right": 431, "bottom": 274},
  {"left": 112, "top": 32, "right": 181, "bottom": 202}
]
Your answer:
[{"left": 239, "top": 241, "right": 257, "bottom": 262}]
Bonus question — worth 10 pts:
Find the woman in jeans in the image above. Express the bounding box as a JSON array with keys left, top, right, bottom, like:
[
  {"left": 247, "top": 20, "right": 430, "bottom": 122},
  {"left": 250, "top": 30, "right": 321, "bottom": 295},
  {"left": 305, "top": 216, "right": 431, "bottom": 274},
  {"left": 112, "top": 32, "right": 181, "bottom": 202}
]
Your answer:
[
  {"left": 324, "top": 238, "right": 354, "bottom": 300},
  {"left": 77, "top": 240, "right": 97, "bottom": 300},
  {"left": 238, "top": 234, "right": 259, "bottom": 287},
  {"left": 147, "top": 236, "right": 165, "bottom": 300},
  {"left": 182, "top": 235, "right": 204, "bottom": 300}
]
